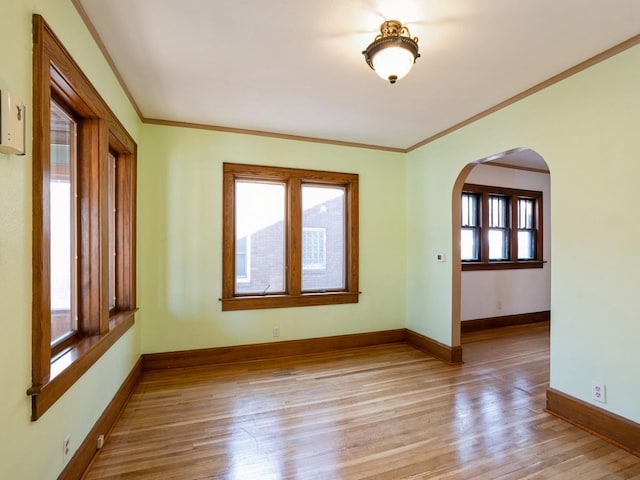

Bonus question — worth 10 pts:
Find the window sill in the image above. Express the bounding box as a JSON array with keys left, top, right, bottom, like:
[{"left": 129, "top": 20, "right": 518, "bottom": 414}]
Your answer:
[
  {"left": 221, "top": 291, "right": 359, "bottom": 311},
  {"left": 462, "top": 261, "right": 545, "bottom": 271},
  {"left": 27, "top": 309, "right": 136, "bottom": 420}
]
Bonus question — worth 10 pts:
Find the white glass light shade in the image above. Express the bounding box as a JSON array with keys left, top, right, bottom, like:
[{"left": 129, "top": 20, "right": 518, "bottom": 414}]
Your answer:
[
  {"left": 371, "top": 46, "right": 415, "bottom": 83},
  {"left": 363, "top": 21, "right": 420, "bottom": 84}
]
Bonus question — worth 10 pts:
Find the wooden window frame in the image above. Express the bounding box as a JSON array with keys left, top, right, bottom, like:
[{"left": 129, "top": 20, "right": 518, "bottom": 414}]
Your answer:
[
  {"left": 488, "top": 194, "right": 510, "bottom": 261},
  {"left": 28, "top": 15, "right": 137, "bottom": 420},
  {"left": 517, "top": 197, "right": 537, "bottom": 260},
  {"left": 48, "top": 100, "right": 79, "bottom": 353},
  {"left": 461, "top": 192, "right": 481, "bottom": 261},
  {"left": 222, "top": 163, "right": 359, "bottom": 311},
  {"left": 462, "top": 183, "right": 543, "bottom": 271},
  {"left": 108, "top": 151, "right": 117, "bottom": 311}
]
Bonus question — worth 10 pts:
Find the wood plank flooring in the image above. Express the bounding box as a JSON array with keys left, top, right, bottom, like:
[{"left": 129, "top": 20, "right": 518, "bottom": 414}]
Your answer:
[{"left": 85, "top": 323, "right": 640, "bottom": 479}]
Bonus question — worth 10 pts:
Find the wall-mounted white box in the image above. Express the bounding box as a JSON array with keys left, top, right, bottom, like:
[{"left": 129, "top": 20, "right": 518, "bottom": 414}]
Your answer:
[{"left": 0, "top": 90, "right": 26, "bottom": 155}]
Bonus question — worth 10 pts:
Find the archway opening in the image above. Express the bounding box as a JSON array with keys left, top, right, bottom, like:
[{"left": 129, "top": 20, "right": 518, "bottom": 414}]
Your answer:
[{"left": 451, "top": 148, "right": 551, "bottom": 355}]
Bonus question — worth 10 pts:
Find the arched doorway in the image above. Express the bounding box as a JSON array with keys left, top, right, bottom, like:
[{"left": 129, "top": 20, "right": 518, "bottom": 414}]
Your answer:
[{"left": 451, "top": 148, "right": 551, "bottom": 354}]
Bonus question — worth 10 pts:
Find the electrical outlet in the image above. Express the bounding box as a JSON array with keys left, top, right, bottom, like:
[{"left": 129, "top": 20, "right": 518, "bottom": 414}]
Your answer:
[
  {"left": 497, "top": 300, "right": 503, "bottom": 310},
  {"left": 97, "top": 434, "right": 105, "bottom": 449},
  {"left": 592, "top": 381, "right": 606, "bottom": 403},
  {"left": 63, "top": 435, "right": 71, "bottom": 463},
  {"left": 273, "top": 326, "right": 280, "bottom": 338}
]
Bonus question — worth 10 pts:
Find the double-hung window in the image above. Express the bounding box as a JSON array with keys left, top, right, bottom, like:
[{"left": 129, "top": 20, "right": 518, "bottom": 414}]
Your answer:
[
  {"left": 222, "top": 163, "right": 359, "bottom": 310},
  {"left": 461, "top": 192, "right": 480, "bottom": 261},
  {"left": 488, "top": 194, "right": 509, "bottom": 261},
  {"left": 49, "top": 101, "right": 78, "bottom": 347},
  {"left": 517, "top": 197, "right": 537, "bottom": 260},
  {"left": 461, "top": 183, "right": 542, "bottom": 270},
  {"left": 29, "top": 15, "right": 137, "bottom": 420}
]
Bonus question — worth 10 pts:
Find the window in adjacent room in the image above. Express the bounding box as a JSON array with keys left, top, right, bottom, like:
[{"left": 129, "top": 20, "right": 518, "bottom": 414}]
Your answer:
[
  {"left": 461, "top": 192, "right": 480, "bottom": 261},
  {"left": 517, "top": 197, "right": 536, "bottom": 260},
  {"left": 488, "top": 194, "right": 509, "bottom": 261},
  {"left": 461, "top": 183, "right": 542, "bottom": 270},
  {"left": 222, "top": 163, "right": 359, "bottom": 310}
]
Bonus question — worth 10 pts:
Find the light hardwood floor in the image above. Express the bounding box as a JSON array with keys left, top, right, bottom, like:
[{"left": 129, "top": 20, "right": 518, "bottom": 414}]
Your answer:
[{"left": 85, "top": 323, "right": 640, "bottom": 479}]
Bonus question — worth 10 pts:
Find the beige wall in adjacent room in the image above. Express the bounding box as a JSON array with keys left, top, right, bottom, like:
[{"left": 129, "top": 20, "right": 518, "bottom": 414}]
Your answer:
[{"left": 461, "top": 164, "right": 551, "bottom": 321}]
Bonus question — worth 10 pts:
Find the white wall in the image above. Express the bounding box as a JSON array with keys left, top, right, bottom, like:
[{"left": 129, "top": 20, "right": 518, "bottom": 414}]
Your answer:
[{"left": 461, "top": 164, "right": 551, "bottom": 320}]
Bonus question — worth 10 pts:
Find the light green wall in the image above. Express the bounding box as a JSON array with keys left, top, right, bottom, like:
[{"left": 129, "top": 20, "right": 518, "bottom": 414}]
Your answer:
[
  {"left": 2, "top": 1, "right": 639, "bottom": 478},
  {"left": 406, "top": 45, "right": 640, "bottom": 422},
  {"left": 0, "top": 1, "right": 142, "bottom": 479},
  {"left": 139, "top": 125, "right": 407, "bottom": 353}
]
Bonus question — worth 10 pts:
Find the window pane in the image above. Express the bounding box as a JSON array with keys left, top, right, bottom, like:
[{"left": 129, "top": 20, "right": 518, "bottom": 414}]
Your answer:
[
  {"left": 518, "top": 231, "right": 535, "bottom": 260},
  {"left": 488, "top": 195, "right": 509, "bottom": 260},
  {"left": 489, "top": 195, "right": 507, "bottom": 228},
  {"left": 235, "top": 235, "right": 249, "bottom": 281},
  {"left": 302, "top": 185, "right": 344, "bottom": 291},
  {"left": 108, "top": 152, "right": 117, "bottom": 310},
  {"left": 461, "top": 193, "right": 478, "bottom": 227},
  {"left": 518, "top": 198, "right": 534, "bottom": 229},
  {"left": 489, "top": 229, "right": 508, "bottom": 260},
  {"left": 235, "top": 181, "right": 285, "bottom": 294},
  {"left": 50, "top": 102, "right": 76, "bottom": 344},
  {"left": 461, "top": 228, "right": 479, "bottom": 261}
]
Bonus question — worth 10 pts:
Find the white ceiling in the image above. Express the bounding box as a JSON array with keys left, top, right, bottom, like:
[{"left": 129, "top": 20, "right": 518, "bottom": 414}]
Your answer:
[{"left": 76, "top": 0, "right": 640, "bottom": 153}]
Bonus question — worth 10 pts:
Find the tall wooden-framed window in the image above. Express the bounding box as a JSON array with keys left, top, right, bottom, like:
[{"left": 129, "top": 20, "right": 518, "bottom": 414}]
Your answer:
[
  {"left": 461, "top": 192, "right": 480, "bottom": 261},
  {"left": 49, "top": 100, "right": 79, "bottom": 352},
  {"left": 29, "top": 15, "right": 137, "bottom": 420},
  {"left": 108, "top": 151, "right": 117, "bottom": 311},
  {"left": 222, "top": 163, "right": 359, "bottom": 311},
  {"left": 488, "top": 194, "right": 509, "bottom": 261},
  {"left": 461, "top": 183, "right": 542, "bottom": 271},
  {"left": 517, "top": 197, "right": 537, "bottom": 260}
]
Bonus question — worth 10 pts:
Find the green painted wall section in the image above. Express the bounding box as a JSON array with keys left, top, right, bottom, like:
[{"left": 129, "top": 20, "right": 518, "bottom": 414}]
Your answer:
[
  {"left": 0, "top": 1, "right": 142, "bottom": 479},
  {"left": 1, "top": 1, "right": 639, "bottom": 477},
  {"left": 406, "top": 45, "right": 640, "bottom": 423},
  {"left": 138, "top": 125, "right": 407, "bottom": 353}
]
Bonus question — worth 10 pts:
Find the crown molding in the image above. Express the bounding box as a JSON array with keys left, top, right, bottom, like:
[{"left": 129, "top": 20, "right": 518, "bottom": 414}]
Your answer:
[
  {"left": 406, "top": 33, "right": 640, "bottom": 152},
  {"left": 72, "top": 2, "right": 640, "bottom": 154},
  {"left": 142, "top": 118, "right": 406, "bottom": 153}
]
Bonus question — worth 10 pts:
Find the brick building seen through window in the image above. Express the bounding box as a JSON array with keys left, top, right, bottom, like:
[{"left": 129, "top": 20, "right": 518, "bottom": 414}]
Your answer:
[{"left": 236, "top": 194, "right": 345, "bottom": 294}]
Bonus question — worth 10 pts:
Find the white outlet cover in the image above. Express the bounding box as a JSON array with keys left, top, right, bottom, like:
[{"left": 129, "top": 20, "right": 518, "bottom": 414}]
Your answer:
[
  {"left": 591, "top": 381, "right": 606, "bottom": 403},
  {"left": 63, "top": 435, "right": 71, "bottom": 463}
]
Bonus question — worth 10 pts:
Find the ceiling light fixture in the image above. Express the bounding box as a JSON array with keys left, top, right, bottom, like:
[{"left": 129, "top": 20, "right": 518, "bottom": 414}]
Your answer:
[{"left": 362, "top": 20, "right": 420, "bottom": 84}]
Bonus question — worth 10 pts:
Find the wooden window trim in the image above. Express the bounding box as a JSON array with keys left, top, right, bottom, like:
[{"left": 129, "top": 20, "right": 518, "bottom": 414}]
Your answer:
[
  {"left": 461, "top": 183, "right": 543, "bottom": 271},
  {"left": 461, "top": 192, "right": 481, "bottom": 261},
  {"left": 29, "top": 15, "right": 137, "bottom": 420},
  {"left": 222, "top": 163, "right": 359, "bottom": 311},
  {"left": 487, "top": 194, "right": 510, "bottom": 261}
]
